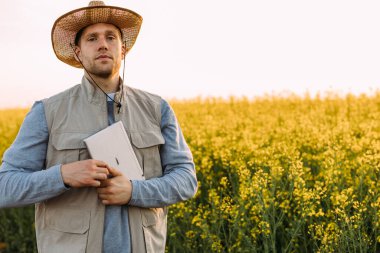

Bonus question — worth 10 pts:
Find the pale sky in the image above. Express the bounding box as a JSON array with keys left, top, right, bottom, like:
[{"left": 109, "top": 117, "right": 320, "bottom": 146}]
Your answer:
[{"left": 1, "top": 0, "right": 380, "bottom": 108}]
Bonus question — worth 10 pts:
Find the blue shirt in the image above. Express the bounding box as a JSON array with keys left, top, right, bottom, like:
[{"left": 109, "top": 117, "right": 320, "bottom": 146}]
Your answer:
[{"left": 0, "top": 97, "right": 197, "bottom": 253}]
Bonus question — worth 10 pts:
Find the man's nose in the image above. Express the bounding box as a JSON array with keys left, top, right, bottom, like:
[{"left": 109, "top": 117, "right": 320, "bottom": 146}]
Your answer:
[{"left": 97, "top": 37, "right": 108, "bottom": 50}]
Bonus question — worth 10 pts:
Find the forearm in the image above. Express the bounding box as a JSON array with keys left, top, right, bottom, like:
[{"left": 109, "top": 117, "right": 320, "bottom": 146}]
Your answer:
[
  {"left": 0, "top": 101, "right": 67, "bottom": 208},
  {"left": 129, "top": 164, "right": 197, "bottom": 208},
  {"left": 128, "top": 99, "right": 198, "bottom": 208},
  {"left": 0, "top": 163, "right": 68, "bottom": 208}
]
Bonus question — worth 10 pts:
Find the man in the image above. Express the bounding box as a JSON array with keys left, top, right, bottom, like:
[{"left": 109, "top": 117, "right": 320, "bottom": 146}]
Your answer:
[{"left": 0, "top": 1, "right": 197, "bottom": 253}]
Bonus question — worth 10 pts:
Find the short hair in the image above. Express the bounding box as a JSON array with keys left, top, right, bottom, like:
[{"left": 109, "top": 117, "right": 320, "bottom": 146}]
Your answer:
[
  {"left": 74, "top": 27, "right": 86, "bottom": 46},
  {"left": 74, "top": 25, "right": 124, "bottom": 46}
]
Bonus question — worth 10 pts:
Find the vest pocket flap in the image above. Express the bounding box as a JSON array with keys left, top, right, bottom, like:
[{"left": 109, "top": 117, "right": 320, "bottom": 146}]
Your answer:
[
  {"left": 142, "top": 207, "right": 166, "bottom": 227},
  {"left": 51, "top": 132, "right": 89, "bottom": 150},
  {"left": 45, "top": 208, "right": 90, "bottom": 234},
  {"left": 130, "top": 131, "right": 165, "bottom": 149}
]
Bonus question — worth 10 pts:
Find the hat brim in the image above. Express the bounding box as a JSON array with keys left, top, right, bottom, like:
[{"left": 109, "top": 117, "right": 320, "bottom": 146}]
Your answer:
[{"left": 52, "top": 5, "right": 142, "bottom": 68}]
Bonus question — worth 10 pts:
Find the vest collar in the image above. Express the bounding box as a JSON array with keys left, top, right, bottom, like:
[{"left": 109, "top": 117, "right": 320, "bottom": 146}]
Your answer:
[{"left": 81, "top": 76, "right": 127, "bottom": 109}]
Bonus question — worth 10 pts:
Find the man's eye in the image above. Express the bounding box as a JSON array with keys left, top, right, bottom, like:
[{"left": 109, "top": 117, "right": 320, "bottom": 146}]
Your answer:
[
  {"left": 87, "top": 37, "right": 96, "bottom": 41},
  {"left": 107, "top": 36, "right": 116, "bottom": 40}
]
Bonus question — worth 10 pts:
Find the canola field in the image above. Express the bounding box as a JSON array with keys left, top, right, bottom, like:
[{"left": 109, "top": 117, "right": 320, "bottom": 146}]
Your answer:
[{"left": 1, "top": 94, "right": 380, "bottom": 252}]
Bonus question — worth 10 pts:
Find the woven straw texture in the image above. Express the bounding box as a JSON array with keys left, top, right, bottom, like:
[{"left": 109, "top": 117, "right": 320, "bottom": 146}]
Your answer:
[{"left": 52, "top": 1, "right": 142, "bottom": 68}]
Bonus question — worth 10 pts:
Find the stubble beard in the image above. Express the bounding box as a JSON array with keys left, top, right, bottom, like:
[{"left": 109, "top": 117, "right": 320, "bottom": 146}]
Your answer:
[
  {"left": 84, "top": 56, "right": 121, "bottom": 79},
  {"left": 88, "top": 63, "right": 114, "bottom": 79},
  {"left": 91, "top": 69, "right": 112, "bottom": 79}
]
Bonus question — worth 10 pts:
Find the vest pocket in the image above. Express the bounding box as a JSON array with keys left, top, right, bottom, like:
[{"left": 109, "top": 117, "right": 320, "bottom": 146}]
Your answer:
[
  {"left": 51, "top": 132, "right": 90, "bottom": 164},
  {"left": 42, "top": 208, "right": 90, "bottom": 253},
  {"left": 45, "top": 208, "right": 90, "bottom": 233},
  {"left": 130, "top": 130, "right": 165, "bottom": 179},
  {"left": 141, "top": 207, "right": 168, "bottom": 253}
]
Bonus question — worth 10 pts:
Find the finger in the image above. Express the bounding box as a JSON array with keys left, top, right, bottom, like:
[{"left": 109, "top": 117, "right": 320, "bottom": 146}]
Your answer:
[
  {"left": 93, "top": 160, "right": 109, "bottom": 168},
  {"left": 97, "top": 187, "right": 109, "bottom": 194},
  {"left": 98, "top": 193, "right": 109, "bottom": 200},
  {"left": 93, "top": 172, "right": 108, "bottom": 181},
  {"left": 102, "top": 199, "right": 111, "bottom": 205},
  {"left": 108, "top": 167, "right": 123, "bottom": 177},
  {"left": 94, "top": 167, "right": 110, "bottom": 175},
  {"left": 98, "top": 180, "right": 109, "bottom": 188},
  {"left": 90, "top": 180, "right": 101, "bottom": 188},
  {"left": 98, "top": 194, "right": 115, "bottom": 205}
]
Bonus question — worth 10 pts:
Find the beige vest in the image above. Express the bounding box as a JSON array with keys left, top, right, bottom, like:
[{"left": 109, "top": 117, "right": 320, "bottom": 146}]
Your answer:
[{"left": 36, "top": 77, "right": 167, "bottom": 253}]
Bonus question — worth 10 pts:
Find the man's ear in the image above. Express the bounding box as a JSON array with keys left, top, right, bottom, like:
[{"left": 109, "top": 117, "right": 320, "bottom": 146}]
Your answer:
[{"left": 74, "top": 45, "right": 81, "bottom": 62}]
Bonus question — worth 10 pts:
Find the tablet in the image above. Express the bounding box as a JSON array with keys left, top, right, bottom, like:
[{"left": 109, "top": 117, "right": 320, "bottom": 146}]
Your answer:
[{"left": 84, "top": 121, "right": 144, "bottom": 180}]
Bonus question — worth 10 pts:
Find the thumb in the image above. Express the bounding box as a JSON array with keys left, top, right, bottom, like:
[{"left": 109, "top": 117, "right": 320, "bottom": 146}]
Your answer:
[{"left": 108, "top": 166, "right": 123, "bottom": 177}]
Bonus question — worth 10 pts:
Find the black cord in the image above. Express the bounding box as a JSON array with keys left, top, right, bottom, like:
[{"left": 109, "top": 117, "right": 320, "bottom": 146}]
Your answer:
[
  {"left": 70, "top": 43, "right": 123, "bottom": 113},
  {"left": 118, "top": 41, "right": 127, "bottom": 114}
]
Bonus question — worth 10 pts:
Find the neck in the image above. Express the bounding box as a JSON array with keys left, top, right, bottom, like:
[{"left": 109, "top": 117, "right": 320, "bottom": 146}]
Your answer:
[{"left": 85, "top": 72, "right": 120, "bottom": 93}]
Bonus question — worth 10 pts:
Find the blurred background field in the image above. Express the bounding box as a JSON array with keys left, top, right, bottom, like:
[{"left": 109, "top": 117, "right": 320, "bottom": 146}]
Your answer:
[{"left": 1, "top": 94, "right": 380, "bottom": 252}]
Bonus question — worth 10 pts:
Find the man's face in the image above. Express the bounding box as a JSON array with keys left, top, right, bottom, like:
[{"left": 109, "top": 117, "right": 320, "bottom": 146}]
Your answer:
[{"left": 75, "top": 23, "right": 125, "bottom": 79}]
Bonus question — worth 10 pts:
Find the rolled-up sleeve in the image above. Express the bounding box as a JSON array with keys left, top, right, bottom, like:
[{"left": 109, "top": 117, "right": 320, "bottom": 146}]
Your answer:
[
  {"left": 129, "top": 99, "right": 198, "bottom": 207},
  {"left": 0, "top": 101, "right": 68, "bottom": 208}
]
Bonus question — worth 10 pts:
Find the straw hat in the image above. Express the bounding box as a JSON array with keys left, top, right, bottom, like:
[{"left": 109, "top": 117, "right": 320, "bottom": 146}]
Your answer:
[{"left": 51, "top": 1, "right": 142, "bottom": 68}]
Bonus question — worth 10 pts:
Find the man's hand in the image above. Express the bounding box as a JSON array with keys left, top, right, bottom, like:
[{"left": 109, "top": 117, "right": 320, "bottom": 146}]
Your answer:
[
  {"left": 97, "top": 167, "right": 132, "bottom": 205},
  {"left": 61, "top": 159, "right": 110, "bottom": 188}
]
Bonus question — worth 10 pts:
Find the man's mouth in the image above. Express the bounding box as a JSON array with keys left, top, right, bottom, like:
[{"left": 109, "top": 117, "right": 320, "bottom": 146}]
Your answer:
[{"left": 96, "top": 55, "right": 112, "bottom": 60}]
